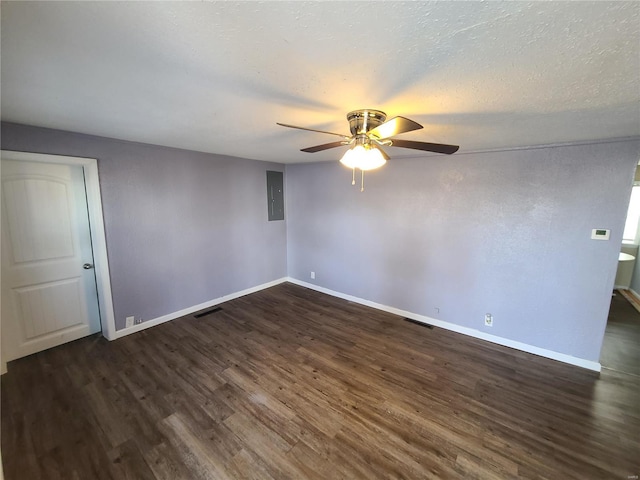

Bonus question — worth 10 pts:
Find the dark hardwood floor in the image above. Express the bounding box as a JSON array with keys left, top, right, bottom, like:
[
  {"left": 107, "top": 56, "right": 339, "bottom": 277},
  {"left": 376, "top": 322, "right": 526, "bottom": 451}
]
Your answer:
[{"left": 2, "top": 283, "right": 639, "bottom": 479}]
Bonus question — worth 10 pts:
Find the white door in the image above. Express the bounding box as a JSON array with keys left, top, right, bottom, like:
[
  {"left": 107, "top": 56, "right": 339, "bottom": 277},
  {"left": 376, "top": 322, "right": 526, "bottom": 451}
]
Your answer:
[{"left": 1, "top": 159, "right": 102, "bottom": 361}]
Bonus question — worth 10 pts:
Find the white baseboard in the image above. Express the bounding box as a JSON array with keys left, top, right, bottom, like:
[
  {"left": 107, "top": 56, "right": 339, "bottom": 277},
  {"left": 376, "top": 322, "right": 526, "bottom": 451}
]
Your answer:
[
  {"left": 111, "top": 278, "right": 288, "bottom": 340},
  {"left": 286, "top": 277, "right": 602, "bottom": 372}
]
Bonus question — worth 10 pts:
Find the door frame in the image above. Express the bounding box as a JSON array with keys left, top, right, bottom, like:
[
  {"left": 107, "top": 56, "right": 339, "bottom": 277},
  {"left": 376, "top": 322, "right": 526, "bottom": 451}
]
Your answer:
[{"left": 1, "top": 150, "right": 116, "bottom": 372}]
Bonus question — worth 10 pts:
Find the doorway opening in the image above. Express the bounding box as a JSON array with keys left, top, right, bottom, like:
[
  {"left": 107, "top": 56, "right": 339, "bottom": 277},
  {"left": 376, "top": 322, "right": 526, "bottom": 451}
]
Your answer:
[{"left": 602, "top": 162, "right": 640, "bottom": 375}]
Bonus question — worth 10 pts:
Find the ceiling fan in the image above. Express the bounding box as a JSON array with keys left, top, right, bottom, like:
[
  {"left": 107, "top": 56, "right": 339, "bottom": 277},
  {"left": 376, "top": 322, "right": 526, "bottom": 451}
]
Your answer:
[{"left": 277, "top": 109, "right": 459, "bottom": 190}]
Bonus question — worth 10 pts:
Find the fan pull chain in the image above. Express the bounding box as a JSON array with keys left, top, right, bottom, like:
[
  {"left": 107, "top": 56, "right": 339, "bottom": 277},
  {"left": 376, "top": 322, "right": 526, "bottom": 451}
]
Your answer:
[
  {"left": 352, "top": 168, "right": 356, "bottom": 185},
  {"left": 361, "top": 169, "right": 365, "bottom": 192}
]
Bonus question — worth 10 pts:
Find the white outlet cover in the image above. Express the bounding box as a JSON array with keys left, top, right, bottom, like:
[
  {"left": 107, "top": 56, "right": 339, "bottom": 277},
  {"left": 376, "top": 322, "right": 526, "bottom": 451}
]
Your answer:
[{"left": 126, "top": 316, "right": 134, "bottom": 328}]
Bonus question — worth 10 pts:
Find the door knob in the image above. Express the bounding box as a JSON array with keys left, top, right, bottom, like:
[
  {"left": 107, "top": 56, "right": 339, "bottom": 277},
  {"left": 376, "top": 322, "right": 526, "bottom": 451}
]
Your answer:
[{"left": 83, "top": 263, "right": 94, "bottom": 270}]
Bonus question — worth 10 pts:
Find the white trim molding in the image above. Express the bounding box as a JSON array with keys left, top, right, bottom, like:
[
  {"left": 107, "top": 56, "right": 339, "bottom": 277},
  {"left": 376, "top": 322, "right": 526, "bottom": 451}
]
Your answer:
[
  {"left": 111, "top": 278, "right": 288, "bottom": 339},
  {"left": 0, "top": 150, "right": 117, "bottom": 342},
  {"left": 286, "top": 277, "right": 602, "bottom": 372}
]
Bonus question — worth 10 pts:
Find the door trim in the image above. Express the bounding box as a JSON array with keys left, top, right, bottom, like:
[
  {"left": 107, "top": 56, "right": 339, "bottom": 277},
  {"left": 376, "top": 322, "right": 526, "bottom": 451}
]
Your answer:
[{"left": 1, "top": 151, "right": 116, "bottom": 368}]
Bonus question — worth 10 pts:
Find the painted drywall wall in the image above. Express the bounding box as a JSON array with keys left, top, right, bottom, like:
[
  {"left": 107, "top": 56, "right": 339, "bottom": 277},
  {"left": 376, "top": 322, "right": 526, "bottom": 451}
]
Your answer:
[
  {"left": 1, "top": 122, "right": 287, "bottom": 330},
  {"left": 286, "top": 140, "right": 640, "bottom": 362}
]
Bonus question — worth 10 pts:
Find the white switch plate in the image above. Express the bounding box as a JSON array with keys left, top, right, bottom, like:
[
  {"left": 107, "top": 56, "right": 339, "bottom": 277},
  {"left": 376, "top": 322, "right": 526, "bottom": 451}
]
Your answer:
[
  {"left": 310, "top": 271, "right": 316, "bottom": 279},
  {"left": 591, "top": 228, "right": 610, "bottom": 240},
  {"left": 126, "top": 316, "right": 134, "bottom": 328}
]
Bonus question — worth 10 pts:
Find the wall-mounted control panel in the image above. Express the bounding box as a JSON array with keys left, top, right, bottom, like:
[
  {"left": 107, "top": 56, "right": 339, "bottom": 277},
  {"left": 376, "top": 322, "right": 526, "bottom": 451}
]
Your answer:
[{"left": 591, "top": 228, "right": 610, "bottom": 240}]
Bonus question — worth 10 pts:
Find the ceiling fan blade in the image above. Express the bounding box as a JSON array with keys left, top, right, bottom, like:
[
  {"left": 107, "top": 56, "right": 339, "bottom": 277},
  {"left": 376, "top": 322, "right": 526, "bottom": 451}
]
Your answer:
[
  {"left": 277, "top": 122, "right": 350, "bottom": 139},
  {"left": 301, "top": 141, "right": 348, "bottom": 153},
  {"left": 389, "top": 139, "right": 459, "bottom": 155},
  {"left": 368, "top": 116, "right": 423, "bottom": 139}
]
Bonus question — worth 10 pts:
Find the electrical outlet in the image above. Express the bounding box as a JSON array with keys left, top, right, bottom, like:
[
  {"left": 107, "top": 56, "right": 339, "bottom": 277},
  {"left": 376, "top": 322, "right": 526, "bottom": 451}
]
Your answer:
[
  {"left": 484, "top": 313, "right": 493, "bottom": 327},
  {"left": 310, "top": 271, "right": 315, "bottom": 279},
  {"left": 434, "top": 307, "right": 440, "bottom": 314},
  {"left": 126, "top": 316, "right": 134, "bottom": 328},
  {"left": 135, "top": 317, "right": 143, "bottom": 325}
]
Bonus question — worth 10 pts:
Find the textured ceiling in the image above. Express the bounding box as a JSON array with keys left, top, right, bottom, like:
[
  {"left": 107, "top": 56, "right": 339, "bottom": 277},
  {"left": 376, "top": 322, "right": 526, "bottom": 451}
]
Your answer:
[{"left": 1, "top": 1, "right": 639, "bottom": 163}]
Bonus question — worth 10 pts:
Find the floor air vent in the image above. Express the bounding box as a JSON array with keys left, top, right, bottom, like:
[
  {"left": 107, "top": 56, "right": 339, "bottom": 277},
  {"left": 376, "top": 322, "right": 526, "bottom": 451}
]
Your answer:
[
  {"left": 404, "top": 318, "right": 434, "bottom": 329},
  {"left": 194, "top": 307, "right": 223, "bottom": 319}
]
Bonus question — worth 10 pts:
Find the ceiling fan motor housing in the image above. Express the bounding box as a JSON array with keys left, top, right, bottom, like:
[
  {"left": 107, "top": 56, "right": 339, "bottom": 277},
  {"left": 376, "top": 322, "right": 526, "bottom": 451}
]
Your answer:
[{"left": 347, "top": 109, "right": 387, "bottom": 136}]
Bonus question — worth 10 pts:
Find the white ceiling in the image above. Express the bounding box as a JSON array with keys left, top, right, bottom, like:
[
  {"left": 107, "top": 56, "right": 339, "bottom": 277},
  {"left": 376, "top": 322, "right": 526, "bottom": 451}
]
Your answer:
[{"left": 1, "top": 1, "right": 639, "bottom": 164}]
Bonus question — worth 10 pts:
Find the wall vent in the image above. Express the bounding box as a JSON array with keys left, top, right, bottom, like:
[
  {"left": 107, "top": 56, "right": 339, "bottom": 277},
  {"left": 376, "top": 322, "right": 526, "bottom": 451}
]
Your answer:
[
  {"left": 404, "top": 318, "right": 434, "bottom": 329},
  {"left": 194, "top": 307, "right": 223, "bottom": 319}
]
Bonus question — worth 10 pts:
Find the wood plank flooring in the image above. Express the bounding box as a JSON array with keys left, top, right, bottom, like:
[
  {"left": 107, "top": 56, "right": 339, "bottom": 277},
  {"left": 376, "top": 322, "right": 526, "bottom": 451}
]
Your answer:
[{"left": 2, "top": 282, "right": 639, "bottom": 479}]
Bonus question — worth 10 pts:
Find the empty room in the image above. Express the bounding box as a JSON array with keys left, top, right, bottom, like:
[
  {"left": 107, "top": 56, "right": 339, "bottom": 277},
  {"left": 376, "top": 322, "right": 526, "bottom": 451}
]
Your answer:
[{"left": 1, "top": 2, "right": 639, "bottom": 479}]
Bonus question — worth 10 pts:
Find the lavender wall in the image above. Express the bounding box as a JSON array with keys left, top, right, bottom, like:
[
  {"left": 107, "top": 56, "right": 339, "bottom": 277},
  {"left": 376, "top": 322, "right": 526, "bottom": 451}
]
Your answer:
[
  {"left": 286, "top": 140, "right": 640, "bottom": 362},
  {"left": 1, "top": 122, "right": 287, "bottom": 330}
]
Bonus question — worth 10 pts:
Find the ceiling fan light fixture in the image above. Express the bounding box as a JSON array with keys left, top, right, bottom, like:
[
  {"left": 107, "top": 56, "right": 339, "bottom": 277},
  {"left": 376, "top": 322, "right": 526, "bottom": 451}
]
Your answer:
[
  {"left": 339, "top": 145, "right": 363, "bottom": 169},
  {"left": 339, "top": 144, "right": 386, "bottom": 171},
  {"left": 360, "top": 146, "right": 387, "bottom": 171}
]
